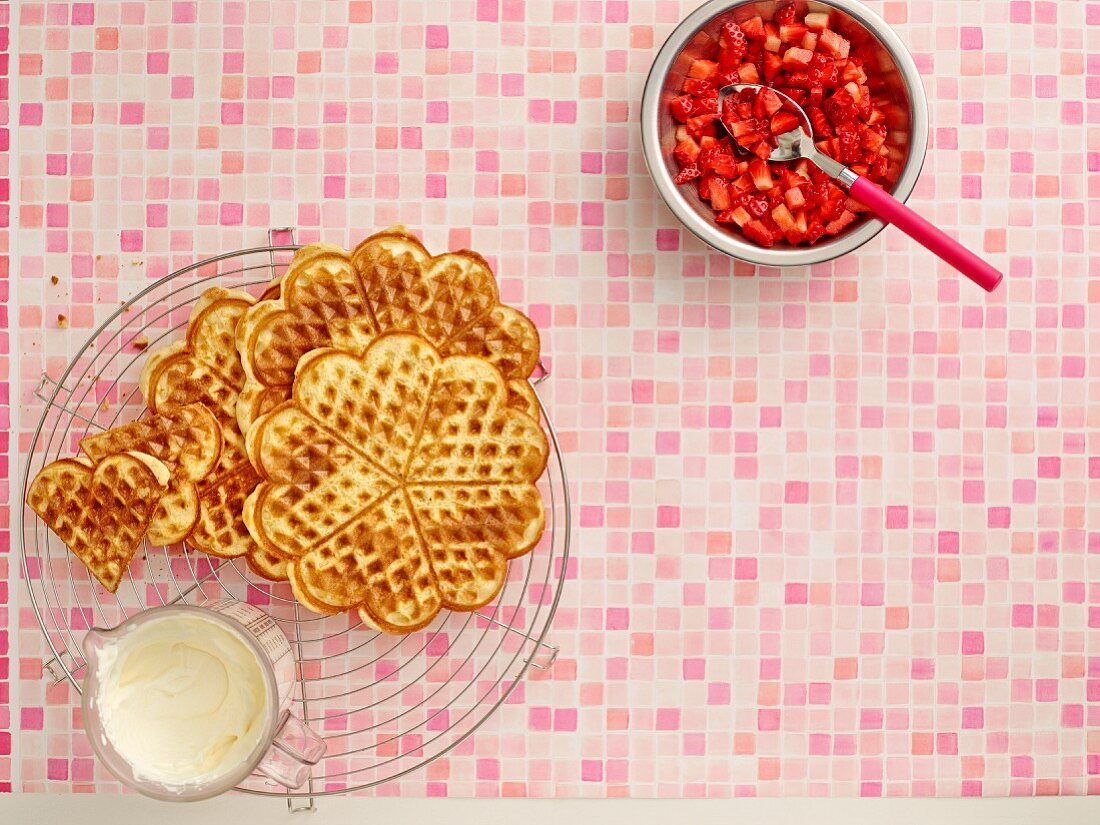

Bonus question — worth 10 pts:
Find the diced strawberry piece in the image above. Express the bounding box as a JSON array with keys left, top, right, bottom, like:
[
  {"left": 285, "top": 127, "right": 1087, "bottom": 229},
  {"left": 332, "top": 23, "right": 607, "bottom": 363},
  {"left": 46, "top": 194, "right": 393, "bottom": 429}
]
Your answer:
[
  {"left": 785, "top": 186, "right": 806, "bottom": 210},
  {"left": 742, "top": 219, "right": 774, "bottom": 247},
  {"left": 762, "top": 52, "right": 784, "bottom": 81},
  {"left": 674, "top": 165, "right": 701, "bottom": 185},
  {"left": 782, "top": 47, "right": 813, "bottom": 70},
  {"left": 727, "top": 117, "right": 762, "bottom": 140},
  {"left": 845, "top": 196, "right": 870, "bottom": 214},
  {"left": 841, "top": 61, "right": 867, "bottom": 84},
  {"left": 764, "top": 32, "right": 782, "bottom": 53},
  {"left": 739, "top": 16, "right": 765, "bottom": 40},
  {"left": 688, "top": 59, "right": 719, "bottom": 79},
  {"left": 731, "top": 173, "right": 755, "bottom": 192},
  {"left": 709, "top": 177, "right": 731, "bottom": 210},
  {"left": 806, "top": 221, "right": 826, "bottom": 244},
  {"left": 670, "top": 95, "right": 695, "bottom": 123},
  {"left": 748, "top": 158, "right": 773, "bottom": 191},
  {"left": 771, "top": 203, "right": 797, "bottom": 232},
  {"left": 737, "top": 63, "right": 760, "bottom": 84},
  {"left": 803, "top": 12, "right": 831, "bottom": 32},
  {"left": 861, "top": 129, "right": 886, "bottom": 151},
  {"left": 753, "top": 88, "right": 783, "bottom": 118},
  {"left": 818, "top": 29, "right": 850, "bottom": 59},
  {"left": 800, "top": 31, "right": 818, "bottom": 52},
  {"left": 752, "top": 141, "right": 773, "bottom": 161},
  {"left": 746, "top": 197, "right": 769, "bottom": 218},
  {"left": 699, "top": 135, "right": 718, "bottom": 149},
  {"left": 779, "top": 23, "right": 808, "bottom": 44},
  {"left": 824, "top": 209, "right": 856, "bottom": 234},
  {"left": 838, "top": 131, "right": 860, "bottom": 164},
  {"left": 673, "top": 137, "right": 701, "bottom": 166},
  {"left": 774, "top": 4, "right": 798, "bottom": 25},
  {"left": 805, "top": 106, "right": 832, "bottom": 137},
  {"left": 769, "top": 112, "right": 800, "bottom": 135},
  {"left": 719, "top": 22, "right": 748, "bottom": 65},
  {"left": 717, "top": 206, "right": 753, "bottom": 227},
  {"left": 682, "top": 78, "right": 714, "bottom": 96},
  {"left": 685, "top": 113, "right": 719, "bottom": 138},
  {"left": 708, "top": 154, "right": 740, "bottom": 178}
]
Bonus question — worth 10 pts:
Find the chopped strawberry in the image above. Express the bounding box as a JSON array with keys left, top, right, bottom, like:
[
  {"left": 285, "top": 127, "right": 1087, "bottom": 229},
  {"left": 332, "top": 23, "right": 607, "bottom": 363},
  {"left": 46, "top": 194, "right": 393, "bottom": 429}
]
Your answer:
[
  {"left": 824, "top": 209, "right": 857, "bottom": 234},
  {"left": 800, "top": 31, "right": 818, "bottom": 51},
  {"left": 737, "top": 63, "right": 761, "bottom": 84},
  {"left": 818, "top": 29, "right": 850, "bottom": 59},
  {"left": 739, "top": 16, "right": 765, "bottom": 40},
  {"left": 769, "top": 111, "right": 800, "bottom": 135},
  {"left": 670, "top": 95, "right": 695, "bottom": 123},
  {"left": 674, "top": 165, "right": 701, "bottom": 184},
  {"left": 781, "top": 47, "right": 813, "bottom": 70},
  {"left": 748, "top": 158, "right": 773, "bottom": 191},
  {"left": 687, "top": 59, "right": 719, "bottom": 79},
  {"left": 803, "top": 11, "right": 831, "bottom": 32},
  {"left": 709, "top": 177, "right": 731, "bottom": 210},
  {"left": 779, "top": 23, "right": 807, "bottom": 44},
  {"left": 762, "top": 52, "right": 784, "bottom": 81},
  {"left": 719, "top": 22, "right": 748, "bottom": 63},
  {"left": 774, "top": 4, "right": 798, "bottom": 25},
  {"left": 742, "top": 219, "right": 775, "bottom": 247},
  {"left": 784, "top": 187, "right": 807, "bottom": 210},
  {"left": 753, "top": 88, "right": 783, "bottom": 118},
  {"left": 673, "top": 137, "right": 701, "bottom": 165}
]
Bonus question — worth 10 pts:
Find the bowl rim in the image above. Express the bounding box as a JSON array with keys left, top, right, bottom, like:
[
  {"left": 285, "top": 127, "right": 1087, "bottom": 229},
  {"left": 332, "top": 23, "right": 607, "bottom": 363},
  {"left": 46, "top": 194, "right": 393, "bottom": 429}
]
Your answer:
[{"left": 640, "top": 0, "right": 929, "bottom": 268}]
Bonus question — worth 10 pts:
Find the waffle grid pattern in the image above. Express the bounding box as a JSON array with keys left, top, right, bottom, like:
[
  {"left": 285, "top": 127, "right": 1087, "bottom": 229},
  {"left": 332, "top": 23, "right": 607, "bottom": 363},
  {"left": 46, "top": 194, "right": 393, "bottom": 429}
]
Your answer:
[{"left": 6, "top": 0, "right": 1100, "bottom": 799}]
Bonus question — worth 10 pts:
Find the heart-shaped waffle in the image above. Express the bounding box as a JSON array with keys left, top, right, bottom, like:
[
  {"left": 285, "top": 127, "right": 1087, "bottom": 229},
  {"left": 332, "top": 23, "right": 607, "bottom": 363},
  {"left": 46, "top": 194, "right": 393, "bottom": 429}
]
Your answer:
[
  {"left": 27, "top": 452, "right": 170, "bottom": 592},
  {"left": 243, "top": 333, "right": 548, "bottom": 633},
  {"left": 139, "top": 288, "right": 284, "bottom": 578},
  {"left": 80, "top": 403, "right": 223, "bottom": 545},
  {"left": 234, "top": 229, "right": 541, "bottom": 434}
]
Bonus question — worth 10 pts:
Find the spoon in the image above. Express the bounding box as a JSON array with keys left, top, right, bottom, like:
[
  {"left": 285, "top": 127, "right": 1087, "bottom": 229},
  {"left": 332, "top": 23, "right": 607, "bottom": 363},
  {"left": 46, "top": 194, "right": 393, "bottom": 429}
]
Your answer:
[{"left": 718, "top": 83, "right": 1002, "bottom": 293}]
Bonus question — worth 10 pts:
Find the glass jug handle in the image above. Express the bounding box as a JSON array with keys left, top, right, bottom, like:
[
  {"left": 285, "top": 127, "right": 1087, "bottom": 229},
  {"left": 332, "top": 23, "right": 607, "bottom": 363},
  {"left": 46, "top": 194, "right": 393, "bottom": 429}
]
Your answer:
[{"left": 256, "top": 712, "right": 326, "bottom": 789}]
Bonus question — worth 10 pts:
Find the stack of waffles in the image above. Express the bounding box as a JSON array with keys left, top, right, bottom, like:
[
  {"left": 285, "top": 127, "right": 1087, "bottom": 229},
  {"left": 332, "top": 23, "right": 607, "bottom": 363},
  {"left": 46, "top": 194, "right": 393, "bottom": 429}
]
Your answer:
[{"left": 27, "top": 229, "right": 549, "bottom": 633}]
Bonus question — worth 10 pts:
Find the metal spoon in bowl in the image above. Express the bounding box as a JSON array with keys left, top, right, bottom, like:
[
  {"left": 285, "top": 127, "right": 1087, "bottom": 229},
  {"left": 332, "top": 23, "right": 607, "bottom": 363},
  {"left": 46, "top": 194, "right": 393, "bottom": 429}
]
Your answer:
[{"left": 718, "top": 83, "right": 1002, "bottom": 292}]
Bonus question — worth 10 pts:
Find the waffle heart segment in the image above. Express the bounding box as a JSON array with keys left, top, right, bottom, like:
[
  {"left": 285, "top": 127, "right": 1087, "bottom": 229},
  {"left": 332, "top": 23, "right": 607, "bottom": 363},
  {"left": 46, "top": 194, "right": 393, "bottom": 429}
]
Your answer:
[
  {"left": 27, "top": 452, "right": 170, "bottom": 592},
  {"left": 243, "top": 333, "right": 548, "bottom": 633},
  {"left": 139, "top": 287, "right": 284, "bottom": 577},
  {"left": 234, "top": 228, "right": 541, "bottom": 433},
  {"left": 80, "top": 403, "right": 223, "bottom": 545}
]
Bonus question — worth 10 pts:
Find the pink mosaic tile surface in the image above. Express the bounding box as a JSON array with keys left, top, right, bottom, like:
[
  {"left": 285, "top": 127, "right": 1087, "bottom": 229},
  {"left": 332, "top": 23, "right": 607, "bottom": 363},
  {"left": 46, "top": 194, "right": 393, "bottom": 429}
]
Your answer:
[{"left": 5, "top": 0, "right": 1100, "bottom": 799}]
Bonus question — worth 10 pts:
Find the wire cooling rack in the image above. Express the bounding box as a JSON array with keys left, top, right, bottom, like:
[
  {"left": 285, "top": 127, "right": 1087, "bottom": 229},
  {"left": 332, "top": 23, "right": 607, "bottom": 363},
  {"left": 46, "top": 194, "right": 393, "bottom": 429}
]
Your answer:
[{"left": 18, "top": 230, "right": 570, "bottom": 809}]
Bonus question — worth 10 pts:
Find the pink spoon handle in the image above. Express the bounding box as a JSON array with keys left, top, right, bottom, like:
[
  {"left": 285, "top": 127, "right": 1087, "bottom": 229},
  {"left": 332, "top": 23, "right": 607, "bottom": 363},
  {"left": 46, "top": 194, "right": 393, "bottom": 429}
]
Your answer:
[{"left": 848, "top": 176, "right": 1003, "bottom": 292}]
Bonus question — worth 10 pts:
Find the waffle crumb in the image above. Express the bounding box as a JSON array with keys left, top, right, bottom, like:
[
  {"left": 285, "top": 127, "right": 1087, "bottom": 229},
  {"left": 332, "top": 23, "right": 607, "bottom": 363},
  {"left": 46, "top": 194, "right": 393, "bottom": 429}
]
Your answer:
[
  {"left": 57, "top": 314, "right": 69, "bottom": 329},
  {"left": 50, "top": 275, "right": 59, "bottom": 285},
  {"left": 132, "top": 336, "right": 149, "bottom": 351}
]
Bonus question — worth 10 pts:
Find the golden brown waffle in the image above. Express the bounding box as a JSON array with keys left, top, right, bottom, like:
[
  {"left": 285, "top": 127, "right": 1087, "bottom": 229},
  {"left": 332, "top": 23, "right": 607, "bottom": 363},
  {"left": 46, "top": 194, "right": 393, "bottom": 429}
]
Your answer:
[
  {"left": 139, "top": 287, "right": 280, "bottom": 574},
  {"left": 80, "top": 403, "right": 222, "bottom": 545},
  {"left": 243, "top": 333, "right": 548, "bottom": 633},
  {"left": 234, "top": 229, "right": 541, "bottom": 433},
  {"left": 27, "top": 452, "right": 170, "bottom": 592}
]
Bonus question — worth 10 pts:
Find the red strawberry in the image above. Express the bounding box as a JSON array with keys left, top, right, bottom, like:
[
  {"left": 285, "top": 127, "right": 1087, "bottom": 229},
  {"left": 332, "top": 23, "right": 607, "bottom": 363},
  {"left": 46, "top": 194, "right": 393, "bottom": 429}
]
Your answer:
[
  {"left": 719, "top": 22, "right": 748, "bottom": 62},
  {"left": 739, "top": 16, "right": 766, "bottom": 40},
  {"left": 674, "top": 165, "right": 701, "bottom": 185},
  {"left": 742, "top": 219, "right": 775, "bottom": 247},
  {"left": 769, "top": 111, "right": 801, "bottom": 135}
]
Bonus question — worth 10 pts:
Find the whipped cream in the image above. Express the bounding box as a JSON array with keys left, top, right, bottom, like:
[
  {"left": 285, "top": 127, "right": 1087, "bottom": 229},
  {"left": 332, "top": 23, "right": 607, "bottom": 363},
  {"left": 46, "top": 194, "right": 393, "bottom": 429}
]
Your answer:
[{"left": 94, "top": 613, "right": 270, "bottom": 787}]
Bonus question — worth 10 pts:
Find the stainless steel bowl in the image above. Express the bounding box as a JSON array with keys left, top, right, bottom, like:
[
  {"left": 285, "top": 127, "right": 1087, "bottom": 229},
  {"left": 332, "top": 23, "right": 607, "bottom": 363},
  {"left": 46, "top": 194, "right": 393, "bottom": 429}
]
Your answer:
[{"left": 641, "top": 0, "right": 929, "bottom": 267}]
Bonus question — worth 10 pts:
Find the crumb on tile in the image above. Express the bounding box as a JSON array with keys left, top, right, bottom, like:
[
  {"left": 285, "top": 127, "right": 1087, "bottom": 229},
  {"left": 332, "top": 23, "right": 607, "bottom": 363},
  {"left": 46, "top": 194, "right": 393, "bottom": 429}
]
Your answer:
[
  {"left": 57, "top": 314, "right": 69, "bottom": 329},
  {"left": 132, "top": 336, "right": 149, "bottom": 351},
  {"left": 50, "top": 275, "right": 59, "bottom": 285}
]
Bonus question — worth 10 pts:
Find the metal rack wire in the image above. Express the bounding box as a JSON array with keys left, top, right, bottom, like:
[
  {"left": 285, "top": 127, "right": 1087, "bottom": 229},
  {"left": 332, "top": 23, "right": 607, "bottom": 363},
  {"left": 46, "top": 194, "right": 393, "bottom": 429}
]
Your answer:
[{"left": 18, "top": 232, "right": 570, "bottom": 809}]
